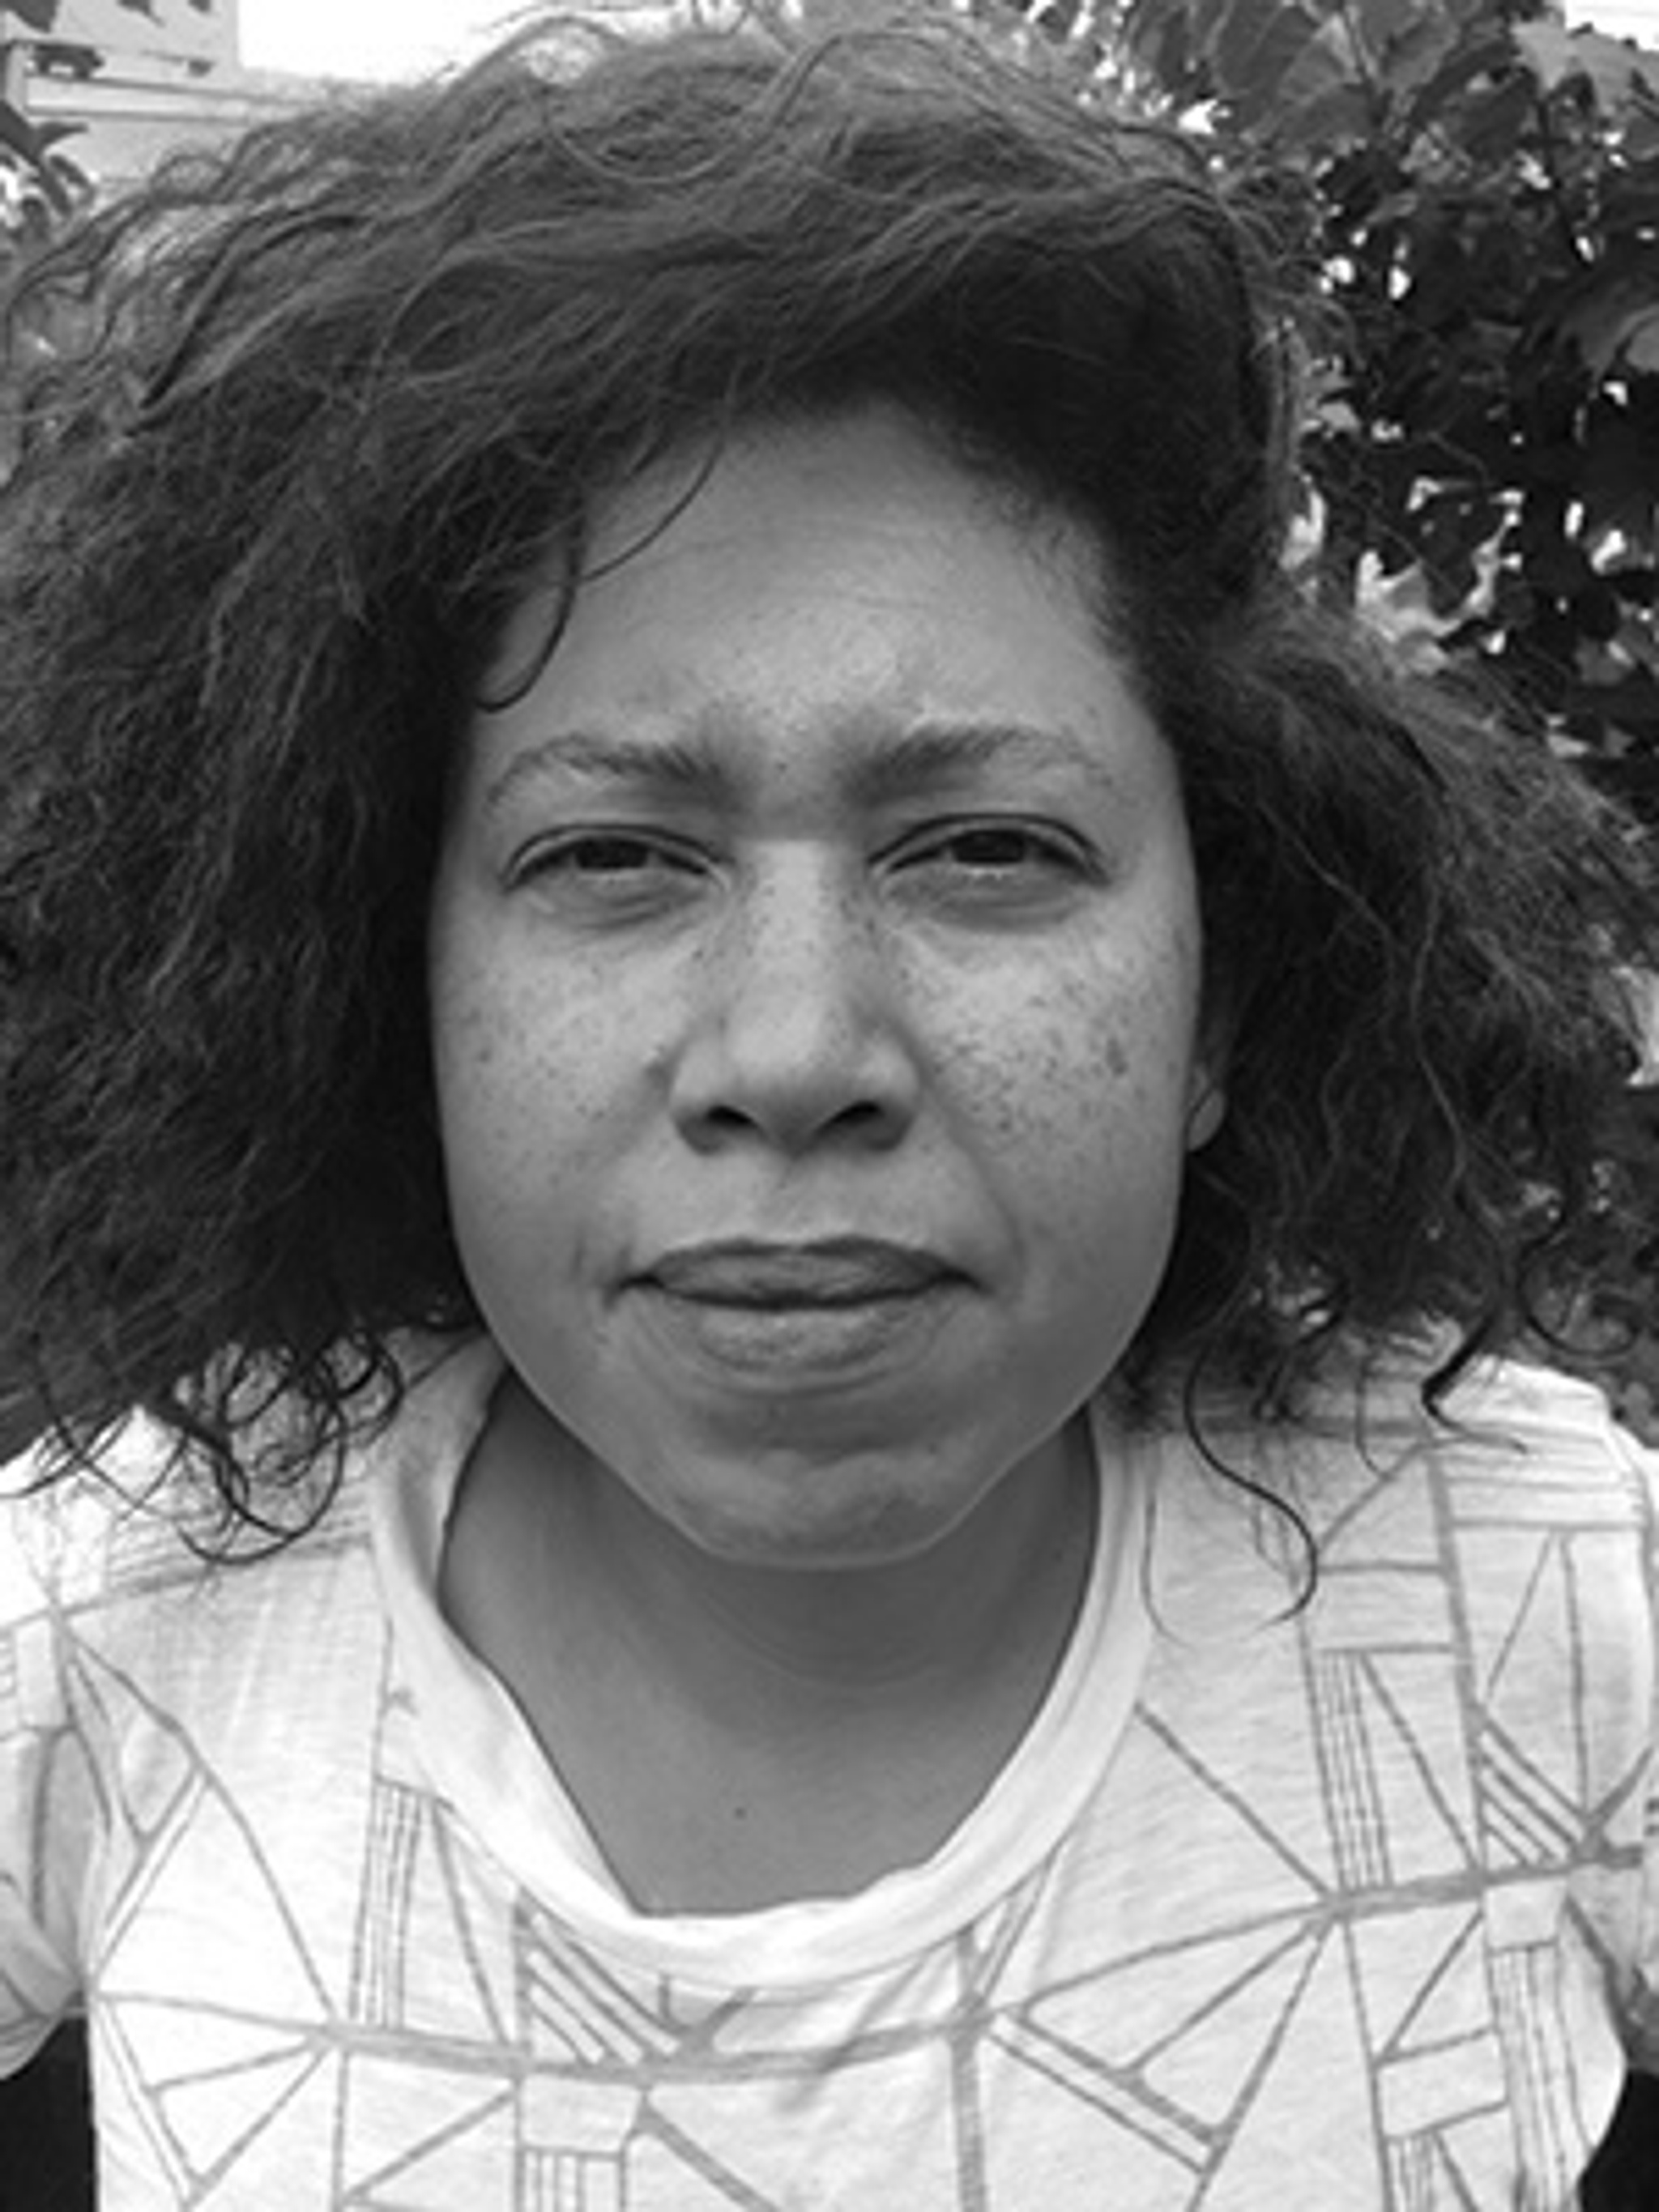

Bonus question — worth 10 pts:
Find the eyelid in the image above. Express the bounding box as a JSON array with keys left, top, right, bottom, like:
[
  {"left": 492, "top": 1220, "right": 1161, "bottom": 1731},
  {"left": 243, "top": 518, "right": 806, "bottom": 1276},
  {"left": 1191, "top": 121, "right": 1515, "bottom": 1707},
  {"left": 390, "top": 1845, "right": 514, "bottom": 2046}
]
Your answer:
[
  {"left": 499, "top": 814, "right": 1103, "bottom": 898},
  {"left": 505, "top": 825, "right": 710, "bottom": 888},
  {"left": 884, "top": 815, "right": 1100, "bottom": 871}
]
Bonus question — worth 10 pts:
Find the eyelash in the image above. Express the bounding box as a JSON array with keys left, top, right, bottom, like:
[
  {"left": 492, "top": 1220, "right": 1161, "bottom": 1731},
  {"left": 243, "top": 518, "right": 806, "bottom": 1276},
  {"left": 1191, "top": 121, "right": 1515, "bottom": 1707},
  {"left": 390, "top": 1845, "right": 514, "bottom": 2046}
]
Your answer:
[
  {"left": 893, "top": 822, "right": 1091, "bottom": 877},
  {"left": 514, "top": 832, "right": 698, "bottom": 881},
  {"left": 506, "top": 819, "right": 1098, "bottom": 899}
]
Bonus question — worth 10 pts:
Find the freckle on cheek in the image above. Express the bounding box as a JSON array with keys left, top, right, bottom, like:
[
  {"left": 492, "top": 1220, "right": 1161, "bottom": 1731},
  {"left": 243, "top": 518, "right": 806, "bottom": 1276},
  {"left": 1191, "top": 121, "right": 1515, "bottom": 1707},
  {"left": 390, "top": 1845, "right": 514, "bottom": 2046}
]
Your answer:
[{"left": 1104, "top": 1035, "right": 1130, "bottom": 1081}]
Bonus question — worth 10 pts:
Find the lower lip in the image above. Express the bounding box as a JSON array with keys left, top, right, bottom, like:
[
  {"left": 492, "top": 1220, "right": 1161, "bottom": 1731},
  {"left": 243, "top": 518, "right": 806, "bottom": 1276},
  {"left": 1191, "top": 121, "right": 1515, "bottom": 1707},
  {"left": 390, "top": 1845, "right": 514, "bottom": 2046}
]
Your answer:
[{"left": 632, "top": 1285, "right": 961, "bottom": 1378}]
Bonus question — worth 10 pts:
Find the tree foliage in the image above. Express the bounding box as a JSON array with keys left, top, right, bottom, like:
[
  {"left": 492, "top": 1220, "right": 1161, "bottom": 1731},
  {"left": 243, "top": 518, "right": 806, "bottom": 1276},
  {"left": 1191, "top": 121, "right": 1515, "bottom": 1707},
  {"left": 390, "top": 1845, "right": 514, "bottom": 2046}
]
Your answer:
[
  {"left": 1017, "top": 0, "right": 1659, "bottom": 829},
  {"left": 1094, "top": 0, "right": 1659, "bottom": 1426}
]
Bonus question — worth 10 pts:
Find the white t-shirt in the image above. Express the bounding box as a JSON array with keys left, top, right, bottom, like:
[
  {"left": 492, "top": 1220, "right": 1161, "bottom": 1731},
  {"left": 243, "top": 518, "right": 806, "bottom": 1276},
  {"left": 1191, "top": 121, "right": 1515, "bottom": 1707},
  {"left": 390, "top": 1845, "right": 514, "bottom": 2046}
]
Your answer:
[{"left": 1, "top": 1338, "right": 1655, "bottom": 2208}]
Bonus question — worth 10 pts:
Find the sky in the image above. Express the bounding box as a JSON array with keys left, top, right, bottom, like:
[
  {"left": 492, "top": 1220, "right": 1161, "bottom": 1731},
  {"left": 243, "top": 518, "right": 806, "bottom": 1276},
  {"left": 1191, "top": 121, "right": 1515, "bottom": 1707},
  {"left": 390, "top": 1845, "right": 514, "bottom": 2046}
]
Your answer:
[
  {"left": 237, "top": 0, "right": 1659, "bottom": 81},
  {"left": 238, "top": 1, "right": 534, "bottom": 80}
]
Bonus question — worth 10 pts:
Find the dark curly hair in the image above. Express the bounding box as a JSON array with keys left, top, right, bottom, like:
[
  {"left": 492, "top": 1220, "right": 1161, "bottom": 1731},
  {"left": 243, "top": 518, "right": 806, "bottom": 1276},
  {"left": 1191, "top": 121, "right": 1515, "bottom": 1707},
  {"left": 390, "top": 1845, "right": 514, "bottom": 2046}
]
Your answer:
[{"left": 0, "top": 11, "right": 1652, "bottom": 1531}]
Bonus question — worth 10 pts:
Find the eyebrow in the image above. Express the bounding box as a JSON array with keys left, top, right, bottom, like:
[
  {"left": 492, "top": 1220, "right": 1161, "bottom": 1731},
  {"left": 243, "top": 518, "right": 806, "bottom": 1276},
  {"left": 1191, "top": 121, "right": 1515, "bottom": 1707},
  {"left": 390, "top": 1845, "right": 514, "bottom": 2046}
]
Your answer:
[{"left": 480, "top": 718, "right": 1120, "bottom": 816}]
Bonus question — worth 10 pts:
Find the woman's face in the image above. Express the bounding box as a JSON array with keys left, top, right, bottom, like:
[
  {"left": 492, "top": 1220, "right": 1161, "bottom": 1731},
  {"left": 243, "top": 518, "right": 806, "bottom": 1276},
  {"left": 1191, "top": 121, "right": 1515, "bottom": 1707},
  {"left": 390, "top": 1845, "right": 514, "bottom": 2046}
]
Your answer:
[{"left": 429, "top": 404, "right": 1222, "bottom": 1569}]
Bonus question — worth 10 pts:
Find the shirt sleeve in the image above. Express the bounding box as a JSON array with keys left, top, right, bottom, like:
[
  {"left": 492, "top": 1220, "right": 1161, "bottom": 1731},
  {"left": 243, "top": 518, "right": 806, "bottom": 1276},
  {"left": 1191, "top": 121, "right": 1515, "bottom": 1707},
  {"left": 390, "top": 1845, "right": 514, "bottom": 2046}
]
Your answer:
[
  {"left": 1615, "top": 1407, "right": 1659, "bottom": 2078},
  {"left": 1446, "top": 1362, "right": 1659, "bottom": 2082},
  {"left": 0, "top": 1474, "right": 94, "bottom": 2077}
]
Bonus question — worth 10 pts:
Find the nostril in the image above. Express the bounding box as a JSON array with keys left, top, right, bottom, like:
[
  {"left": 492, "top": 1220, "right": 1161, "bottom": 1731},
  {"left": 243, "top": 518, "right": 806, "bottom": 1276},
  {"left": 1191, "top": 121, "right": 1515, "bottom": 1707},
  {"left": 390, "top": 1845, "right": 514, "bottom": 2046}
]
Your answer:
[
  {"left": 834, "top": 1098, "right": 895, "bottom": 1132},
  {"left": 684, "top": 1090, "right": 905, "bottom": 1151},
  {"left": 664, "top": 956, "right": 923, "bottom": 1153}
]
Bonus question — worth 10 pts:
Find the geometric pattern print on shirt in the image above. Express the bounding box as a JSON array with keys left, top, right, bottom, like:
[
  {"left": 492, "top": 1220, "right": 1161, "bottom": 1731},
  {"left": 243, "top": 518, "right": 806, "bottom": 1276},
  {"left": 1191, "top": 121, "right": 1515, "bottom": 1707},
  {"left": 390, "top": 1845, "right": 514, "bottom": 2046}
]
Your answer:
[
  {"left": 3, "top": 1374, "right": 1653, "bottom": 2209},
  {"left": 1118, "top": 1392, "right": 1651, "bottom": 2210}
]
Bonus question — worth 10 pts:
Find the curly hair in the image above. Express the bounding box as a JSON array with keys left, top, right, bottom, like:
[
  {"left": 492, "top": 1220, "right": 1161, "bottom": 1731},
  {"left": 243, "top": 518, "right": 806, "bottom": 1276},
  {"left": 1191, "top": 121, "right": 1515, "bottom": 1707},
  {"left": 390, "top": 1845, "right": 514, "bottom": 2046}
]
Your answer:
[{"left": 0, "top": 11, "right": 1652, "bottom": 1529}]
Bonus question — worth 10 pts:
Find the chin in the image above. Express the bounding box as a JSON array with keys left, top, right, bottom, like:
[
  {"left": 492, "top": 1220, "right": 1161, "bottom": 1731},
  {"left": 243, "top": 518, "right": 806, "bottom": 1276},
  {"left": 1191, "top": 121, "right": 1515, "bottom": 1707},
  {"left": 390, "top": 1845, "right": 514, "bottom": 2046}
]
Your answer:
[{"left": 659, "top": 1469, "right": 966, "bottom": 1575}]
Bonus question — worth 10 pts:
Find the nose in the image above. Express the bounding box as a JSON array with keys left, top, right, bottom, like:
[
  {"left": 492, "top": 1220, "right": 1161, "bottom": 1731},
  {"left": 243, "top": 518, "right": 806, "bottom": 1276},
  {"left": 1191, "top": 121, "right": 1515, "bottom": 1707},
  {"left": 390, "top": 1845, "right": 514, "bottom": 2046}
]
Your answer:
[{"left": 667, "top": 855, "right": 922, "bottom": 1156}]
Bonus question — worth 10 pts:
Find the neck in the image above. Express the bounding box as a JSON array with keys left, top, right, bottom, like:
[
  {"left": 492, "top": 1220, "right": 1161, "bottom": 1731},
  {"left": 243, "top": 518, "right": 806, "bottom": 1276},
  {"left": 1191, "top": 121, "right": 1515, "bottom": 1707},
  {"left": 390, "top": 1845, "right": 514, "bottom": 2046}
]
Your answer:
[
  {"left": 554, "top": 1413, "right": 1096, "bottom": 1725},
  {"left": 440, "top": 1385, "right": 1102, "bottom": 1910}
]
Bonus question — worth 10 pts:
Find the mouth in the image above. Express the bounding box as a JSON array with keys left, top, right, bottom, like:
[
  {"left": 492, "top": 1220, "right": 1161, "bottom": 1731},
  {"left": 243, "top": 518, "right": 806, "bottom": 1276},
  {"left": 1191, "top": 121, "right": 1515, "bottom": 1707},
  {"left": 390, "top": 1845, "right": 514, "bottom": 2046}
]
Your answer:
[{"left": 642, "top": 1236, "right": 958, "bottom": 1308}]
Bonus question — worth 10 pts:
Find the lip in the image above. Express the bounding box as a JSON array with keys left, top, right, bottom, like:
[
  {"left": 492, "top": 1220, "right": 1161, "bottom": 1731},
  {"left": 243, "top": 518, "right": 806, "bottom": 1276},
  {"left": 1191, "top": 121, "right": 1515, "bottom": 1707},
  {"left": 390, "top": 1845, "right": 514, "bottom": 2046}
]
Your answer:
[{"left": 642, "top": 1236, "right": 958, "bottom": 1306}]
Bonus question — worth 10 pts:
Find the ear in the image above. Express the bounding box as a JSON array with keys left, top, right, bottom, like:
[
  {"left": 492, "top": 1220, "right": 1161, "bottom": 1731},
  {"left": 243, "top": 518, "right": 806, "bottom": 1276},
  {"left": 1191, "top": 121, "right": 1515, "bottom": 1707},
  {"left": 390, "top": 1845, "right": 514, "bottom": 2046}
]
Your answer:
[
  {"left": 1185, "top": 1070, "right": 1226, "bottom": 1152},
  {"left": 1183, "top": 1024, "right": 1229, "bottom": 1153}
]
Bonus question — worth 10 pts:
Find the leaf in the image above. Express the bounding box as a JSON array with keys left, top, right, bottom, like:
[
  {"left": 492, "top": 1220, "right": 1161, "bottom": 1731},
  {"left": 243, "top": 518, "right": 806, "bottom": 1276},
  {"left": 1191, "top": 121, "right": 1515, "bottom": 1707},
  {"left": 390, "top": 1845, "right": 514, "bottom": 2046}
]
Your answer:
[
  {"left": 1559, "top": 259, "right": 1659, "bottom": 377},
  {"left": 1030, "top": 0, "right": 1087, "bottom": 42},
  {"left": 1231, "top": 6, "right": 1357, "bottom": 138},
  {"left": 1405, "top": 481, "right": 1506, "bottom": 613},
  {"left": 1121, "top": 0, "right": 1205, "bottom": 98},
  {"left": 1214, "top": 0, "right": 1324, "bottom": 116},
  {"left": 1272, "top": 78, "right": 1376, "bottom": 151},
  {"left": 1514, "top": 20, "right": 1581, "bottom": 94},
  {"left": 1516, "top": 20, "right": 1658, "bottom": 115},
  {"left": 1401, "top": 31, "right": 1512, "bottom": 143},
  {"left": 1213, "top": 0, "right": 1296, "bottom": 92},
  {"left": 1578, "top": 413, "right": 1659, "bottom": 549},
  {"left": 1444, "top": 70, "right": 1535, "bottom": 165},
  {"left": 1566, "top": 667, "right": 1659, "bottom": 731},
  {"left": 1349, "top": 0, "right": 1470, "bottom": 109},
  {"left": 1354, "top": 0, "right": 1421, "bottom": 49},
  {"left": 1599, "top": 177, "right": 1659, "bottom": 242},
  {"left": 1366, "top": 4, "right": 1463, "bottom": 102}
]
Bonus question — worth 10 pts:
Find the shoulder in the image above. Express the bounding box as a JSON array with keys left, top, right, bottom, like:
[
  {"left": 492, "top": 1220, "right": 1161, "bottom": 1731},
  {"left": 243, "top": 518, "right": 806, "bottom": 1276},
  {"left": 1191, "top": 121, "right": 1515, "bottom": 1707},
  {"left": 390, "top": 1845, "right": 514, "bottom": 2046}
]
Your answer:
[
  {"left": 1395, "top": 1353, "right": 1657, "bottom": 1538},
  {"left": 1150, "top": 1349, "right": 1657, "bottom": 1657},
  {"left": 0, "top": 1416, "right": 198, "bottom": 1629},
  {"left": 1435, "top": 1353, "right": 1656, "bottom": 1468},
  {"left": 1275, "top": 1355, "right": 1659, "bottom": 1775},
  {"left": 1142, "top": 1348, "right": 1659, "bottom": 1865},
  {"left": 1284, "top": 1350, "right": 1659, "bottom": 1604},
  {"left": 0, "top": 1409, "right": 381, "bottom": 1670},
  {"left": 1165, "top": 1347, "right": 1655, "bottom": 1536},
  {"left": 1265, "top": 1348, "right": 1657, "bottom": 1519},
  {"left": 0, "top": 1332, "right": 501, "bottom": 1635},
  {"left": 0, "top": 1400, "right": 387, "bottom": 1898}
]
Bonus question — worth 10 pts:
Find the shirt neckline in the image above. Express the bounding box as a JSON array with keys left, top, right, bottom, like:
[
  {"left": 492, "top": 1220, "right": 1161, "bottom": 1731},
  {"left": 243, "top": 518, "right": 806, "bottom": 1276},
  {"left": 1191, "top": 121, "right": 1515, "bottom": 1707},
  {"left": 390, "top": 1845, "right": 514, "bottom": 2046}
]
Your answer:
[{"left": 370, "top": 1336, "right": 1157, "bottom": 1988}]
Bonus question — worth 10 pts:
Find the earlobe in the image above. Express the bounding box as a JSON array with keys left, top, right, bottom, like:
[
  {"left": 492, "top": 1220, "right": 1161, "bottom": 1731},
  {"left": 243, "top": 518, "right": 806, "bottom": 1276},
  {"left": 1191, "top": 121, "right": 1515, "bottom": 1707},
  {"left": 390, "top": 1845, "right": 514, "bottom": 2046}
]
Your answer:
[{"left": 1185, "top": 1068, "right": 1226, "bottom": 1152}]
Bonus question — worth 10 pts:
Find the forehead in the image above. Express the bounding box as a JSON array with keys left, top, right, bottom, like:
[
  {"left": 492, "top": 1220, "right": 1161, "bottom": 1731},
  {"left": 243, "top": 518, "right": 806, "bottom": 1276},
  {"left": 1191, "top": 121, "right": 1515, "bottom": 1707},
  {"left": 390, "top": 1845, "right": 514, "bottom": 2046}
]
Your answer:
[{"left": 467, "top": 404, "right": 1162, "bottom": 805}]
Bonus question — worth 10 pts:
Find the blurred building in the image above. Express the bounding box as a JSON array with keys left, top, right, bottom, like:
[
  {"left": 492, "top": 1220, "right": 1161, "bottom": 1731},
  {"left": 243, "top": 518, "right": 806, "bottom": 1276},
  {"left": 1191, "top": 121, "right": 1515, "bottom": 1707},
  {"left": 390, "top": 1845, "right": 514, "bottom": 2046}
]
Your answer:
[
  {"left": 1578, "top": 2, "right": 1659, "bottom": 38},
  {"left": 8, "top": 0, "right": 237, "bottom": 74},
  {"left": 1, "top": 0, "right": 327, "bottom": 190}
]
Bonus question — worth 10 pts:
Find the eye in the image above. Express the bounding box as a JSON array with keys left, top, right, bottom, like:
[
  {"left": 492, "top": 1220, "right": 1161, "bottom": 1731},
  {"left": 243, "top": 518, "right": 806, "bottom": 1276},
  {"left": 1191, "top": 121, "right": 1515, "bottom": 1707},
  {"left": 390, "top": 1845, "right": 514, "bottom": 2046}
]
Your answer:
[
  {"left": 531, "top": 833, "right": 678, "bottom": 876},
  {"left": 882, "top": 816, "right": 1104, "bottom": 923},
  {"left": 892, "top": 819, "right": 1096, "bottom": 880},
  {"left": 926, "top": 825, "right": 1068, "bottom": 872},
  {"left": 508, "top": 829, "right": 707, "bottom": 909}
]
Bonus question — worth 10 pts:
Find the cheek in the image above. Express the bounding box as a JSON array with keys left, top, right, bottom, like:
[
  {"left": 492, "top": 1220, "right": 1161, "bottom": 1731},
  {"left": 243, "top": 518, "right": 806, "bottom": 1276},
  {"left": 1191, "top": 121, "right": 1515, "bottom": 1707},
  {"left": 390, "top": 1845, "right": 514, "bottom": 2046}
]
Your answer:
[
  {"left": 955, "top": 962, "right": 1203, "bottom": 1331},
  {"left": 431, "top": 949, "right": 615, "bottom": 1234},
  {"left": 436, "top": 922, "right": 616, "bottom": 1108},
  {"left": 945, "top": 951, "right": 1198, "bottom": 1165}
]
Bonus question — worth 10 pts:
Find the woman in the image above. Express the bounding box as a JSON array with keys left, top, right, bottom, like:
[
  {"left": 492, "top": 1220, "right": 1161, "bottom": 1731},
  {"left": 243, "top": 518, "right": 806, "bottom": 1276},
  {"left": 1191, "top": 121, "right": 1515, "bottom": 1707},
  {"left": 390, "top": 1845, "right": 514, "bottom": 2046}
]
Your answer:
[{"left": 0, "top": 16, "right": 1654, "bottom": 2205}]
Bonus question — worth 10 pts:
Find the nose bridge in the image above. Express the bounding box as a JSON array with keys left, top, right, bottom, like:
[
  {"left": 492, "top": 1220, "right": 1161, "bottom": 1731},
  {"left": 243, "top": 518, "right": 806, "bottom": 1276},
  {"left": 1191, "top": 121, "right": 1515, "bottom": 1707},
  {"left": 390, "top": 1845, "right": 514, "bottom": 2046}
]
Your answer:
[
  {"left": 720, "top": 841, "right": 883, "bottom": 1060},
  {"left": 743, "top": 840, "right": 863, "bottom": 988},
  {"left": 672, "top": 842, "right": 916, "bottom": 1148}
]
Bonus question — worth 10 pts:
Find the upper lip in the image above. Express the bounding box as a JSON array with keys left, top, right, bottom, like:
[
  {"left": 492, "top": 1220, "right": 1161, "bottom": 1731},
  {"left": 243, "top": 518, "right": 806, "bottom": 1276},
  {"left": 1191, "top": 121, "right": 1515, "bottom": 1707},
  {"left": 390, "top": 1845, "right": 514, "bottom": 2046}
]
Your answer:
[{"left": 642, "top": 1237, "right": 957, "bottom": 1306}]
